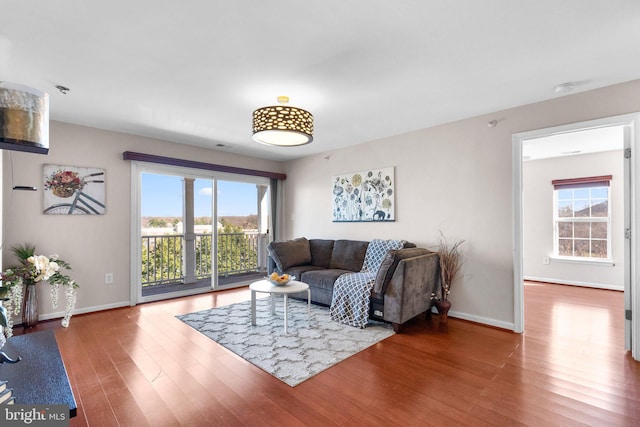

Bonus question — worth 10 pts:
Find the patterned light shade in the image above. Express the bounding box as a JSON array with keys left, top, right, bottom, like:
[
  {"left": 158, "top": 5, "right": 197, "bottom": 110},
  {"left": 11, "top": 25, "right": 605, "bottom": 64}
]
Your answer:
[
  {"left": 252, "top": 96, "right": 313, "bottom": 146},
  {"left": 0, "top": 82, "right": 49, "bottom": 155}
]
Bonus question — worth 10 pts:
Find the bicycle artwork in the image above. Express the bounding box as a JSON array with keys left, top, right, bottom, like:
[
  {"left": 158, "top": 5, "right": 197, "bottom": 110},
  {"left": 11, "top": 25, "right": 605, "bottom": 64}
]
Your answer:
[{"left": 43, "top": 165, "right": 106, "bottom": 215}]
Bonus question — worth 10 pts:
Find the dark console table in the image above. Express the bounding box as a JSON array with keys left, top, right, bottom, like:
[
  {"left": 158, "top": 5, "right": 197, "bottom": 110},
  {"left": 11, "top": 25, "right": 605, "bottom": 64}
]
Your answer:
[{"left": 0, "top": 330, "right": 77, "bottom": 417}]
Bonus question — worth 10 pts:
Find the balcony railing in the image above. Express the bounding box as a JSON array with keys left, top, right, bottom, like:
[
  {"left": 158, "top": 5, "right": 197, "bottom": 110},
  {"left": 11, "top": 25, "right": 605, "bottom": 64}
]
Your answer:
[{"left": 141, "top": 231, "right": 265, "bottom": 287}]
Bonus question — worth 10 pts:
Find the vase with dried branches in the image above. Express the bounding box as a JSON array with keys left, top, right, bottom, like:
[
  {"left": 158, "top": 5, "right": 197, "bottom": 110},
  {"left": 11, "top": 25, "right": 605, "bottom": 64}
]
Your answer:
[{"left": 432, "top": 233, "right": 464, "bottom": 322}]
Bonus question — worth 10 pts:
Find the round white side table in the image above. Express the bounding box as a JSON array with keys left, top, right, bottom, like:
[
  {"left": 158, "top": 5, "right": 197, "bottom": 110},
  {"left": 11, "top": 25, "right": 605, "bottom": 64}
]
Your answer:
[{"left": 249, "top": 279, "right": 310, "bottom": 334}]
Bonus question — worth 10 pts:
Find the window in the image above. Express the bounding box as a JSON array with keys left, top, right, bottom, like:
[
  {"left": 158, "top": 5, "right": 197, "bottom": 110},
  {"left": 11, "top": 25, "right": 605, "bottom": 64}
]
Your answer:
[
  {"left": 553, "top": 175, "right": 612, "bottom": 260},
  {"left": 132, "top": 161, "right": 273, "bottom": 304}
]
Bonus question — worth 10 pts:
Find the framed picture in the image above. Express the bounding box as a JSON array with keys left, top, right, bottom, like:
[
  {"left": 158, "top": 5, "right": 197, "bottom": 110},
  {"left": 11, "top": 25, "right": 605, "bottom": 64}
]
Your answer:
[
  {"left": 43, "top": 165, "right": 106, "bottom": 215},
  {"left": 332, "top": 166, "right": 395, "bottom": 222}
]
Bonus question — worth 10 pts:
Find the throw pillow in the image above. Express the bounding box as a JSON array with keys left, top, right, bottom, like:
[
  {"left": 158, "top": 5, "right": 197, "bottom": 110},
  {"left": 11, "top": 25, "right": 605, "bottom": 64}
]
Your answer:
[{"left": 268, "top": 237, "right": 312, "bottom": 271}]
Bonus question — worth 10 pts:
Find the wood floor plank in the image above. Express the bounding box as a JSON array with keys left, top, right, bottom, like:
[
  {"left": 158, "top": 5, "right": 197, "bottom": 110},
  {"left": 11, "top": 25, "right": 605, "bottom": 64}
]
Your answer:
[{"left": 10, "top": 281, "right": 639, "bottom": 426}]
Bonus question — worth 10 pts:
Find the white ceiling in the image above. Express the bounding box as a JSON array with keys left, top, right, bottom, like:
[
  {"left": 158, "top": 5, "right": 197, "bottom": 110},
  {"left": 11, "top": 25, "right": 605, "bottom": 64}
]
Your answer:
[
  {"left": 522, "top": 125, "right": 625, "bottom": 161},
  {"left": 2, "top": 1, "right": 640, "bottom": 161}
]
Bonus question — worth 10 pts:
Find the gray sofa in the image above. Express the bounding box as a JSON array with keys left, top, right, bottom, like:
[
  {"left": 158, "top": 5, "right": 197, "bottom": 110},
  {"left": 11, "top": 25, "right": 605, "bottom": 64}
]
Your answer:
[{"left": 267, "top": 237, "right": 440, "bottom": 332}]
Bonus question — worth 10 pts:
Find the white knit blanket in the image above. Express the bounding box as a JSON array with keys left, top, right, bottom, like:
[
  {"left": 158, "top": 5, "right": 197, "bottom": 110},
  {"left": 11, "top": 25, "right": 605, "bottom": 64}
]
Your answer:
[{"left": 329, "top": 239, "right": 405, "bottom": 328}]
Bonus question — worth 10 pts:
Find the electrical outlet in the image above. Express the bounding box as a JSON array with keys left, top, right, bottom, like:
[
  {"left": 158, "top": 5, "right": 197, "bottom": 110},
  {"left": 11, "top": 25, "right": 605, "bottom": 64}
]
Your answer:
[
  {"left": 105, "top": 273, "right": 113, "bottom": 284},
  {"left": 542, "top": 256, "right": 550, "bottom": 265}
]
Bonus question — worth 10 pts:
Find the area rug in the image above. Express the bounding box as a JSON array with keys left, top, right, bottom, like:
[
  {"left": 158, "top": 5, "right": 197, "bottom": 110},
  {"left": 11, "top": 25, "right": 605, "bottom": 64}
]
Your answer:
[{"left": 176, "top": 298, "right": 394, "bottom": 386}]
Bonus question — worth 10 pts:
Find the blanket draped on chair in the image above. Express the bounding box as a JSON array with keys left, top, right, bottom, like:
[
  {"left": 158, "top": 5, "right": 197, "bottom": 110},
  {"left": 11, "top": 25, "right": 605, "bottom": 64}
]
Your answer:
[{"left": 330, "top": 239, "right": 405, "bottom": 328}]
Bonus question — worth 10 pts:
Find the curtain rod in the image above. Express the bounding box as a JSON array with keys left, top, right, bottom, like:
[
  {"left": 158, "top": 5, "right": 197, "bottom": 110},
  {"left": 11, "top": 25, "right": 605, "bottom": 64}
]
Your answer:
[{"left": 122, "top": 151, "right": 286, "bottom": 180}]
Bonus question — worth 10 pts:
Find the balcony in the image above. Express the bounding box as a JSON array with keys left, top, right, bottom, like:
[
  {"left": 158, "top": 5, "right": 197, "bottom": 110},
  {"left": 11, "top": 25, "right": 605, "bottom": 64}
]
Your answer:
[{"left": 141, "top": 231, "right": 267, "bottom": 296}]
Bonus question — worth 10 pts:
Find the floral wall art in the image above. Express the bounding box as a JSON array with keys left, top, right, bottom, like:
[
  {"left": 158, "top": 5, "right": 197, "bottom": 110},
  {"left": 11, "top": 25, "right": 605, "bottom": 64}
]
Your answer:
[
  {"left": 43, "top": 164, "right": 106, "bottom": 215},
  {"left": 332, "top": 167, "right": 395, "bottom": 222}
]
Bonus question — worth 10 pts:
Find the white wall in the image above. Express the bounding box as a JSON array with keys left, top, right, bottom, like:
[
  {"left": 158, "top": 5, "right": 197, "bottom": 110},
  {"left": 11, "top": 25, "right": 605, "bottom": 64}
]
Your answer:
[
  {"left": 522, "top": 150, "right": 624, "bottom": 289},
  {"left": 283, "top": 79, "right": 640, "bottom": 329},
  {"left": 5, "top": 80, "right": 640, "bottom": 328},
  {"left": 2, "top": 121, "right": 283, "bottom": 320}
]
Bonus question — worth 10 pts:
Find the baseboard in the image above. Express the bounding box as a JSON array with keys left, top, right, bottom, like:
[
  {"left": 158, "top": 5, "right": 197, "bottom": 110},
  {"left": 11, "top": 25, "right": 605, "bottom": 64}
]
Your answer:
[
  {"left": 430, "top": 306, "right": 516, "bottom": 331},
  {"left": 523, "top": 275, "right": 623, "bottom": 291},
  {"left": 37, "top": 300, "right": 131, "bottom": 322}
]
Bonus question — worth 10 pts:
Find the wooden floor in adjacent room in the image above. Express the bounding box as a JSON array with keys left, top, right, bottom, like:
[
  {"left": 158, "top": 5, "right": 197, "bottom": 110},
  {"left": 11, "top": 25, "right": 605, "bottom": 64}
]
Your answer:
[{"left": 18, "top": 282, "right": 639, "bottom": 426}]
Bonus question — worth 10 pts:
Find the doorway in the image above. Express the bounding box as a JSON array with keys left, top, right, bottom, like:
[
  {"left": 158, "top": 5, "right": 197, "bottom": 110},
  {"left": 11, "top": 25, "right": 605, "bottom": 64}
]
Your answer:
[
  {"left": 131, "top": 163, "right": 271, "bottom": 304},
  {"left": 521, "top": 126, "right": 624, "bottom": 290},
  {"left": 513, "top": 113, "right": 640, "bottom": 360}
]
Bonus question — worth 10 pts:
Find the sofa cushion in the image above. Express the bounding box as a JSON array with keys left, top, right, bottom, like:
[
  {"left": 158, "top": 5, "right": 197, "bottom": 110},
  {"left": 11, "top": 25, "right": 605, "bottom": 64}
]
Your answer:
[
  {"left": 309, "top": 239, "right": 334, "bottom": 268},
  {"left": 301, "top": 269, "right": 353, "bottom": 291},
  {"left": 373, "top": 247, "right": 433, "bottom": 293},
  {"left": 268, "top": 237, "right": 312, "bottom": 271},
  {"left": 330, "top": 240, "right": 369, "bottom": 271},
  {"left": 284, "top": 265, "right": 324, "bottom": 279}
]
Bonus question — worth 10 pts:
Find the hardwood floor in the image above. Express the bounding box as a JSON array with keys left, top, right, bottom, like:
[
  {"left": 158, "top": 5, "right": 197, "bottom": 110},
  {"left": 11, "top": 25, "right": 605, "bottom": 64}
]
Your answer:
[{"left": 16, "top": 282, "right": 639, "bottom": 426}]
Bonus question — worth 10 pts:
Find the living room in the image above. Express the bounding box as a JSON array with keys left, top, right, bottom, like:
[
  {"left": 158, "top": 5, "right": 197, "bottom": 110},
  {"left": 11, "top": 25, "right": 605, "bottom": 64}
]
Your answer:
[
  {"left": 1, "top": 1, "right": 640, "bottom": 425},
  {"left": 5, "top": 82, "right": 639, "bottom": 329}
]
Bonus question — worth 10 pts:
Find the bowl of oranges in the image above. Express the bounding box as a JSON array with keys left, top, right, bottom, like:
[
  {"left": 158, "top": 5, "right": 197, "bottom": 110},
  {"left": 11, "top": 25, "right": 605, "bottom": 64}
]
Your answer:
[{"left": 268, "top": 272, "right": 294, "bottom": 286}]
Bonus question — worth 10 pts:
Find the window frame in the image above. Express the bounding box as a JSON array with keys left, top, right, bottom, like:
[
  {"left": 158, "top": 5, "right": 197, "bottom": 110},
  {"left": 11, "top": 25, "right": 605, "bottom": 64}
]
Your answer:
[{"left": 552, "top": 175, "right": 612, "bottom": 262}]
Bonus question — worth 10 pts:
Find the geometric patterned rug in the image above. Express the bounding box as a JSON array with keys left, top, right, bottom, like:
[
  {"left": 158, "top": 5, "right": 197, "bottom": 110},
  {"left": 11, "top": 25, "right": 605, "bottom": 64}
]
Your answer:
[{"left": 176, "top": 298, "right": 395, "bottom": 386}]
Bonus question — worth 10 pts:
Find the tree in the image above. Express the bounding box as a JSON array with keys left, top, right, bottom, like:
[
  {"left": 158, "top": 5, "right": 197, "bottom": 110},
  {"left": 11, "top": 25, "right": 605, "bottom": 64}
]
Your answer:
[
  {"left": 148, "top": 218, "right": 168, "bottom": 228},
  {"left": 141, "top": 222, "right": 257, "bottom": 286},
  {"left": 195, "top": 217, "right": 212, "bottom": 225},
  {"left": 141, "top": 237, "right": 183, "bottom": 285},
  {"left": 195, "top": 234, "right": 212, "bottom": 277},
  {"left": 217, "top": 224, "right": 255, "bottom": 275}
]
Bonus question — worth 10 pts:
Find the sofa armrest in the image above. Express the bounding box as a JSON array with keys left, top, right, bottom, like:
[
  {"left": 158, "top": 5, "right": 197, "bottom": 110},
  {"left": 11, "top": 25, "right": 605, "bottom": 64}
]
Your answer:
[
  {"left": 381, "top": 252, "right": 440, "bottom": 325},
  {"left": 374, "top": 247, "right": 433, "bottom": 293}
]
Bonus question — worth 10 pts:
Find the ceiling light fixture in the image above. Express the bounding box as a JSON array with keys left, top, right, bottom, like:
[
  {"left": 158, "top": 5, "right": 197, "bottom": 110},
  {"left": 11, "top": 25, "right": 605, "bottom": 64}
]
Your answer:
[
  {"left": 252, "top": 96, "right": 313, "bottom": 146},
  {"left": 0, "top": 82, "right": 49, "bottom": 155}
]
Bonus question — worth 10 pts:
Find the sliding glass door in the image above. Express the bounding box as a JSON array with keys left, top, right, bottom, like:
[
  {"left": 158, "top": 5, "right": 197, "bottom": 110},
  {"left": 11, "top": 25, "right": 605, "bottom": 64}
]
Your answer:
[
  {"left": 216, "top": 180, "right": 270, "bottom": 286},
  {"left": 132, "top": 163, "right": 270, "bottom": 303}
]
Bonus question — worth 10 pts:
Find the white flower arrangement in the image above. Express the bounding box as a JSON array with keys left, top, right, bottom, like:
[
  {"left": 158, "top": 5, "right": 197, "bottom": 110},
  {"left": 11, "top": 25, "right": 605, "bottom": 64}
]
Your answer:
[{"left": 0, "top": 244, "right": 79, "bottom": 339}]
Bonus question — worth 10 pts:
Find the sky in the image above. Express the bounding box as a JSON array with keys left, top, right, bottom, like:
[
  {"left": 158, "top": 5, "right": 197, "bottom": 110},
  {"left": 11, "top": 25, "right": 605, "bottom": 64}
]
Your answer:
[{"left": 141, "top": 173, "right": 258, "bottom": 217}]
